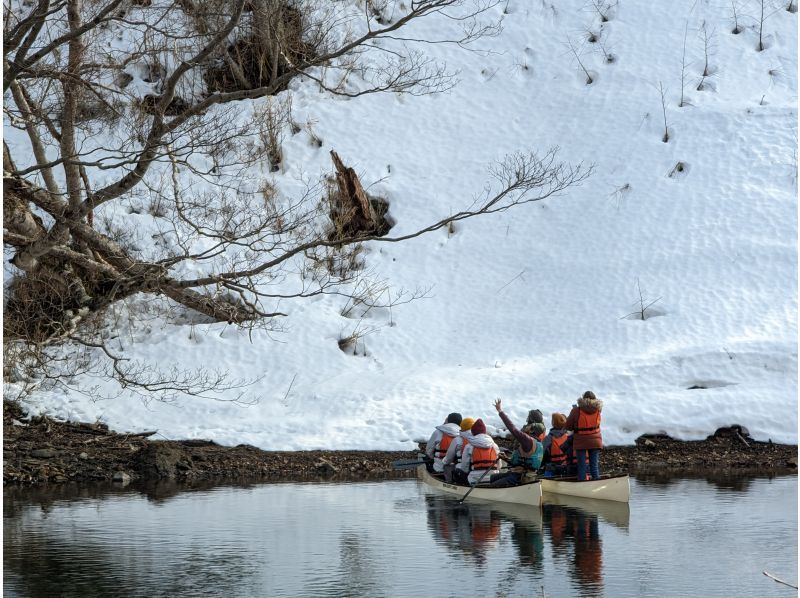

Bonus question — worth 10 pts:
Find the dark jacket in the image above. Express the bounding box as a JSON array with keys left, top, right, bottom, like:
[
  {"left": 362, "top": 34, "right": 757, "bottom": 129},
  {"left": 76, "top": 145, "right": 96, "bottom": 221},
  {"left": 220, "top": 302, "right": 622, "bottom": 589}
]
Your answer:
[
  {"left": 498, "top": 410, "right": 537, "bottom": 455},
  {"left": 565, "top": 396, "right": 603, "bottom": 450}
]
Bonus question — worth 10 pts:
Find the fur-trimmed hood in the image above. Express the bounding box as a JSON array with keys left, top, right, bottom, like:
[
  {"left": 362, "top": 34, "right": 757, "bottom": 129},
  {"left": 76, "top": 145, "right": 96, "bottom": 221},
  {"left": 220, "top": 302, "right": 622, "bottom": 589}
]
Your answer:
[{"left": 578, "top": 396, "right": 603, "bottom": 413}]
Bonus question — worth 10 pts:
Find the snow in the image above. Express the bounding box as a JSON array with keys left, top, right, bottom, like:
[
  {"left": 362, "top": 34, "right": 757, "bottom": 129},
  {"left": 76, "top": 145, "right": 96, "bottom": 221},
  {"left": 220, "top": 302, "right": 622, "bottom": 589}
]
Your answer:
[{"left": 6, "top": 0, "right": 797, "bottom": 448}]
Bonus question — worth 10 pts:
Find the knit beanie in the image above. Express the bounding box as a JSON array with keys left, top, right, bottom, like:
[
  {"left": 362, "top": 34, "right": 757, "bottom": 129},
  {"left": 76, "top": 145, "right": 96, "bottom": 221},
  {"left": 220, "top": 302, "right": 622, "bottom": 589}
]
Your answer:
[
  {"left": 460, "top": 417, "right": 476, "bottom": 432},
  {"left": 446, "top": 412, "right": 463, "bottom": 425},
  {"left": 471, "top": 419, "right": 487, "bottom": 436},
  {"left": 527, "top": 409, "right": 544, "bottom": 425},
  {"left": 530, "top": 422, "right": 546, "bottom": 437},
  {"left": 551, "top": 413, "right": 567, "bottom": 429}
]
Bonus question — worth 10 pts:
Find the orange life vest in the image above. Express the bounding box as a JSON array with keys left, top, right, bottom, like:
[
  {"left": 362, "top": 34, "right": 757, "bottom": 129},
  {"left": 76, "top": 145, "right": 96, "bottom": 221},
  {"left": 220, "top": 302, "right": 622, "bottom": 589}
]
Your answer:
[
  {"left": 454, "top": 437, "right": 468, "bottom": 463},
  {"left": 435, "top": 433, "right": 457, "bottom": 458},
  {"left": 470, "top": 445, "right": 498, "bottom": 470},
  {"left": 549, "top": 434, "right": 570, "bottom": 464},
  {"left": 536, "top": 431, "right": 545, "bottom": 442},
  {"left": 576, "top": 410, "right": 601, "bottom": 435}
]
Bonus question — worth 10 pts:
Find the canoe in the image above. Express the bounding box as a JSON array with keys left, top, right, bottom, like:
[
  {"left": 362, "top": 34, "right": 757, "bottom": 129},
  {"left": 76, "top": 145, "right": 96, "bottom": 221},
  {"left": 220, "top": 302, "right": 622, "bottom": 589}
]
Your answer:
[
  {"left": 540, "top": 473, "right": 630, "bottom": 503},
  {"left": 417, "top": 465, "right": 542, "bottom": 506}
]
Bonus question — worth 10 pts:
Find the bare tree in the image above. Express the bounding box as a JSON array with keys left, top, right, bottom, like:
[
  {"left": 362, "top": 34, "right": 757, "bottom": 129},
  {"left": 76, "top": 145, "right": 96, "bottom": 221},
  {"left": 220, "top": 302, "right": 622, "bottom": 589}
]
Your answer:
[
  {"left": 658, "top": 81, "right": 669, "bottom": 142},
  {"left": 679, "top": 21, "right": 689, "bottom": 106},
  {"left": 696, "top": 21, "right": 716, "bottom": 90},
  {"left": 621, "top": 278, "right": 662, "bottom": 321},
  {"left": 3, "top": 0, "right": 591, "bottom": 402},
  {"left": 730, "top": 1, "right": 743, "bottom": 34},
  {"left": 757, "top": 0, "right": 767, "bottom": 51},
  {"left": 566, "top": 36, "right": 594, "bottom": 84}
]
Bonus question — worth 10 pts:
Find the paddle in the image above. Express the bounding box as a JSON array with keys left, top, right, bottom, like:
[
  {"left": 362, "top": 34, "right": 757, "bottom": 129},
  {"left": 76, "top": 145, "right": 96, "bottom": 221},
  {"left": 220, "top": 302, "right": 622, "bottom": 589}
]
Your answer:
[
  {"left": 458, "top": 465, "right": 494, "bottom": 503},
  {"left": 392, "top": 459, "right": 428, "bottom": 470}
]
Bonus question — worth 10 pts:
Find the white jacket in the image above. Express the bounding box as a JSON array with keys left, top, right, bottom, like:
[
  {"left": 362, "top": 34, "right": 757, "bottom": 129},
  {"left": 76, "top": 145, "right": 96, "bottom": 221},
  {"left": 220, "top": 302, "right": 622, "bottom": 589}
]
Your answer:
[
  {"left": 443, "top": 431, "right": 472, "bottom": 469},
  {"left": 426, "top": 423, "right": 461, "bottom": 472},
  {"left": 461, "top": 433, "right": 500, "bottom": 485}
]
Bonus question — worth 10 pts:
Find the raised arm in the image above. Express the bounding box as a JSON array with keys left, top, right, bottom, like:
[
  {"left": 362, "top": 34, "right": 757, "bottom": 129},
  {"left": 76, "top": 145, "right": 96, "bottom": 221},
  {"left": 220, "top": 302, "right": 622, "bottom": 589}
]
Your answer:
[{"left": 494, "top": 399, "right": 534, "bottom": 454}]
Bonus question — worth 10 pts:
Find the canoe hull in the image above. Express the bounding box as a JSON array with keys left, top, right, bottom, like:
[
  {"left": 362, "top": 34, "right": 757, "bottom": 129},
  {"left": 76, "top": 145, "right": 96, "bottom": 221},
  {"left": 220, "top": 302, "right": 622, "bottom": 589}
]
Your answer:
[
  {"left": 541, "top": 474, "right": 630, "bottom": 503},
  {"left": 418, "top": 465, "right": 542, "bottom": 506}
]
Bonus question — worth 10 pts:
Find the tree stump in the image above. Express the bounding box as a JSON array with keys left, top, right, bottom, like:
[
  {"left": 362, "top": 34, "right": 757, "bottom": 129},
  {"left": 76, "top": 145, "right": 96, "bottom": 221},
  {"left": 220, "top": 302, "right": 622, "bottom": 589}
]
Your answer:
[{"left": 330, "top": 150, "right": 378, "bottom": 237}]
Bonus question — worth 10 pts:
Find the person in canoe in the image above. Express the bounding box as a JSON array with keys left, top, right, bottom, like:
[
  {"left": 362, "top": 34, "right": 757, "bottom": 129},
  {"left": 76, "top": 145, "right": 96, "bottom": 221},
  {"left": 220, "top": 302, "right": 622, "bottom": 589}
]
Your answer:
[
  {"left": 524, "top": 408, "right": 546, "bottom": 443},
  {"left": 460, "top": 418, "right": 501, "bottom": 485},
  {"left": 565, "top": 390, "right": 603, "bottom": 481},
  {"left": 442, "top": 416, "right": 475, "bottom": 483},
  {"left": 425, "top": 412, "right": 462, "bottom": 473},
  {"left": 541, "top": 412, "right": 571, "bottom": 477},
  {"left": 490, "top": 399, "right": 543, "bottom": 487}
]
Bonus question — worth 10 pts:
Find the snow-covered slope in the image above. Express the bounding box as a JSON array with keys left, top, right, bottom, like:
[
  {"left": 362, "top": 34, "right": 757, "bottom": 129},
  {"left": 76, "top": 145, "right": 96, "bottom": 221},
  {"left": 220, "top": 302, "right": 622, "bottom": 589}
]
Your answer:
[{"left": 9, "top": 0, "right": 798, "bottom": 447}]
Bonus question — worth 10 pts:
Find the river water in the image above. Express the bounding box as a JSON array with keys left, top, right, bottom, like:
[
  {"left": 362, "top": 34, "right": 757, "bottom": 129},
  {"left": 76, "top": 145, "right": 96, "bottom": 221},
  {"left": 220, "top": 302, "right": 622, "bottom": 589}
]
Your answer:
[{"left": 3, "top": 475, "right": 797, "bottom": 597}]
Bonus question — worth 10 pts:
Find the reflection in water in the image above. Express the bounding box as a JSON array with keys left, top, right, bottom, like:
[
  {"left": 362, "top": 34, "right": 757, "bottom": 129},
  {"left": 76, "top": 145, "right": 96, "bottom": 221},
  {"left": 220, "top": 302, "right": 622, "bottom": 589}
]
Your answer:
[
  {"left": 424, "top": 493, "right": 632, "bottom": 598},
  {"left": 4, "top": 477, "right": 796, "bottom": 598},
  {"left": 424, "top": 495, "right": 504, "bottom": 567},
  {"left": 545, "top": 502, "right": 604, "bottom": 596}
]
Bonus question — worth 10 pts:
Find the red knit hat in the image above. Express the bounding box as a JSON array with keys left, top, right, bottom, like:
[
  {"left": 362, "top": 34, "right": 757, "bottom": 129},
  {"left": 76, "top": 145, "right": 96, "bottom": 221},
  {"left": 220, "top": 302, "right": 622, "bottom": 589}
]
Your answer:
[{"left": 471, "top": 419, "right": 487, "bottom": 436}]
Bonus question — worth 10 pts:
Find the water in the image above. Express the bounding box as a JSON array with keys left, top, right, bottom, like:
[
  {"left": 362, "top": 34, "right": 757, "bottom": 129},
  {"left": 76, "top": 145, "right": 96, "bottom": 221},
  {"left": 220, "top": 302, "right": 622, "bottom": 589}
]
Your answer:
[{"left": 4, "top": 475, "right": 797, "bottom": 597}]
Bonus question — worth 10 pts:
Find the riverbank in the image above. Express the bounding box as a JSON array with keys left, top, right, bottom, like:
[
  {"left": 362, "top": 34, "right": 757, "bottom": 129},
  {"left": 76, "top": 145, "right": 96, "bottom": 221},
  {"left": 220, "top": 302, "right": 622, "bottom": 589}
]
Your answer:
[{"left": 4, "top": 401, "right": 797, "bottom": 485}]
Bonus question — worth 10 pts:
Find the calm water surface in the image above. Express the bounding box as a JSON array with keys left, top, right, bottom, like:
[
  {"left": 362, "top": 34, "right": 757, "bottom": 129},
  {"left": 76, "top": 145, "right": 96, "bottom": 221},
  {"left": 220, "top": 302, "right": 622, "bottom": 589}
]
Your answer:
[{"left": 4, "top": 475, "right": 797, "bottom": 597}]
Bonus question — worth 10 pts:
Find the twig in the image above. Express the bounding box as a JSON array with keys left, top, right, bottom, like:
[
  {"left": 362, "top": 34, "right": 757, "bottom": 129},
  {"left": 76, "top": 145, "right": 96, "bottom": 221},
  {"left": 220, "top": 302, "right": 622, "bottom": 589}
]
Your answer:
[
  {"left": 659, "top": 81, "right": 669, "bottom": 142},
  {"left": 735, "top": 431, "right": 751, "bottom": 448},
  {"left": 281, "top": 373, "right": 298, "bottom": 406},
  {"left": 763, "top": 571, "right": 798, "bottom": 589},
  {"left": 496, "top": 269, "right": 526, "bottom": 293}
]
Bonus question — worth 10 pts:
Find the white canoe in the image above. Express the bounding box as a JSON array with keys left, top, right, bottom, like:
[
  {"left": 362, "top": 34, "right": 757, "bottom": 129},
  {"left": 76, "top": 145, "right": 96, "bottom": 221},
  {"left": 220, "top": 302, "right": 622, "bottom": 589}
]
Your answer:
[
  {"left": 418, "top": 465, "right": 542, "bottom": 506},
  {"left": 540, "top": 474, "right": 630, "bottom": 503}
]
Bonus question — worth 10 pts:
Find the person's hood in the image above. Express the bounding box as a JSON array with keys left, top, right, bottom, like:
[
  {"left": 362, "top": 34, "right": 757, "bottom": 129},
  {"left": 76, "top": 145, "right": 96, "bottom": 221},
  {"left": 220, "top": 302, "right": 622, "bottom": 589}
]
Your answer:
[
  {"left": 436, "top": 422, "right": 461, "bottom": 437},
  {"left": 468, "top": 433, "right": 495, "bottom": 448},
  {"left": 460, "top": 430, "right": 473, "bottom": 440},
  {"left": 549, "top": 429, "right": 569, "bottom": 437},
  {"left": 578, "top": 396, "right": 603, "bottom": 413}
]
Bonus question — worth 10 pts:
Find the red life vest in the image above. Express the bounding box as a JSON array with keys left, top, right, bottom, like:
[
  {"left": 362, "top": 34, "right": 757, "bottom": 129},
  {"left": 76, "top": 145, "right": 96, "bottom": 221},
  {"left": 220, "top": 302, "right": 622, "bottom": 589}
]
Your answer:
[
  {"left": 550, "top": 434, "right": 570, "bottom": 464},
  {"left": 435, "top": 433, "right": 457, "bottom": 458},
  {"left": 470, "top": 445, "right": 498, "bottom": 470},
  {"left": 576, "top": 410, "right": 601, "bottom": 435}
]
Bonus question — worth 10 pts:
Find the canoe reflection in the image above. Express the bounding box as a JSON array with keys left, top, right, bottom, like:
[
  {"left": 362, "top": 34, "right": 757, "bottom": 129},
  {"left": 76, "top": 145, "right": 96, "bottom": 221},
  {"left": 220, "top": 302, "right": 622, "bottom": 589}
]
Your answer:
[
  {"left": 425, "top": 493, "right": 631, "bottom": 595},
  {"left": 424, "top": 495, "right": 544, "bottom": 570}
]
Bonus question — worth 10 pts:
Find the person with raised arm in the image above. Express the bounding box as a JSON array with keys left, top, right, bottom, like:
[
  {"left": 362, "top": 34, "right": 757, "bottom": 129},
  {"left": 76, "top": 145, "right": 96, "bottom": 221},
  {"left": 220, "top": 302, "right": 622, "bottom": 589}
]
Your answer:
[{"left": 490, "top": 399, "right": 543, "bottom": 487}]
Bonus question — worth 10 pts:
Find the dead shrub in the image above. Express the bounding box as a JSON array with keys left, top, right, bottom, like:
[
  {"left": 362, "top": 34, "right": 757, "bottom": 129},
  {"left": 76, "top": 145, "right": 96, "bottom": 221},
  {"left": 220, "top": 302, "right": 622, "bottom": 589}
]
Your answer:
[
  {"left": 204, "top": 2, "right": 315, "bottom": 94},
  {"left": 254, "top": 96, "right": 293, "bottom": 171},
  {"left": 4, "top": 271, "right": 86, "bottom": 342}
]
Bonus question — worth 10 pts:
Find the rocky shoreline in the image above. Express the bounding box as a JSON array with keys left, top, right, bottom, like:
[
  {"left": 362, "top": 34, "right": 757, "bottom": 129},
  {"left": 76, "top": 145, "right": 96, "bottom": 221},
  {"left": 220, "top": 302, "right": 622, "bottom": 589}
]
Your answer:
[{"left": 4, "top": 401, "right": 797, "bottom": 486}]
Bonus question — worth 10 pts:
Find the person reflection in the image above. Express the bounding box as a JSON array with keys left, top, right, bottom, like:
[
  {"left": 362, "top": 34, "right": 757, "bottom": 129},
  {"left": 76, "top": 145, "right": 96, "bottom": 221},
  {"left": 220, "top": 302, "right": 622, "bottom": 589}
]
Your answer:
[
  {"left": 572, "top": 508, "right": 603, "bottom": 590},
  {"left": 492, "top": 504, "right": 545, "bottom": 573},
  {"left": 424, "top": 496, "right": 501, "bottom": 567},
  {"left": 543, "top": 503, "right": 604, "bottom": 596}
]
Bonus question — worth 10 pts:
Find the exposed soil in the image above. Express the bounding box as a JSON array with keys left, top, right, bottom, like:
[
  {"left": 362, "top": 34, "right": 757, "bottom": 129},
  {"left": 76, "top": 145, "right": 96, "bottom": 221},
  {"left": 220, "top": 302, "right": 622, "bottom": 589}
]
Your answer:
[{"left": 4, "top": 400, "right": 796, "bottom": 486}]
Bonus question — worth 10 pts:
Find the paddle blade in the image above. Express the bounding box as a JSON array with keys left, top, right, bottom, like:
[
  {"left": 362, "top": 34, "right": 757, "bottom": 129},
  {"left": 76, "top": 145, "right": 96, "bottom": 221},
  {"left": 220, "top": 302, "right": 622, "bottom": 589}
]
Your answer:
[{"left": 392, "top": 459, "right": 427, "bottom": 470}]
